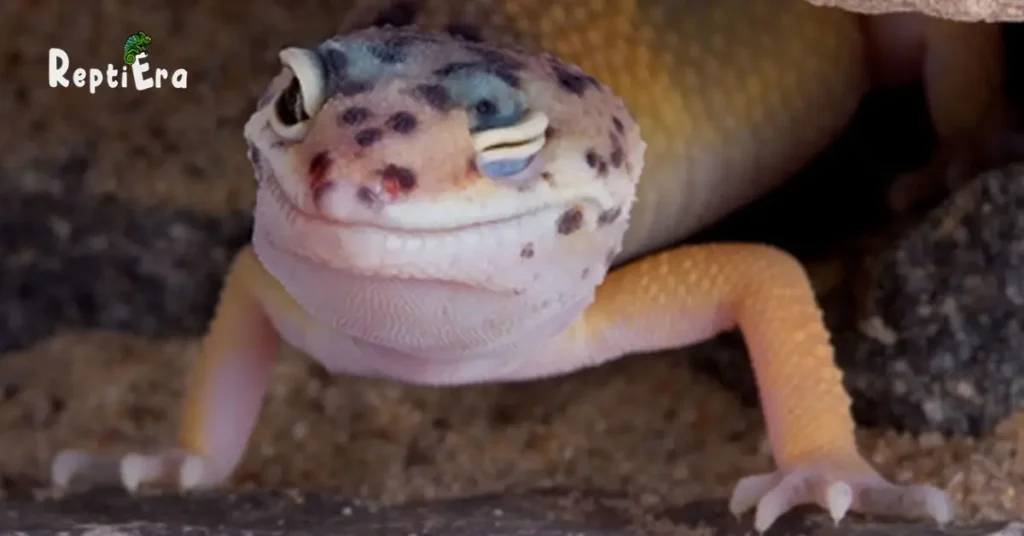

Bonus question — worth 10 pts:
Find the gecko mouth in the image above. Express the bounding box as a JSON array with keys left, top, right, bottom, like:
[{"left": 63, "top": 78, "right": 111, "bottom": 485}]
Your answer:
[
  {"left": 258, "top": 172, "right": 594, "bottom": 267},
  {"left": 262, "top": 169, "right": 599, "bottom": 237}
]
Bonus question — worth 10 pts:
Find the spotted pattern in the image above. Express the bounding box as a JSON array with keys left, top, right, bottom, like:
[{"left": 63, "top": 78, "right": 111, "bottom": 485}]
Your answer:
[
  {"left": 339, "top": 106, "right": 372, "bottom": 125},
  {"left": 413, "top": 83, "right": 454, "bottom": 112},
  {"left": 520, "top": 243, "right": 535, "bottom": 259},
  {"left": 261, "top": 25, "right": 639, "bottom": 242},
  {"left": 355, "top": 128, "right": 383, "bottom": 147},
  {"left": 368, "top": 37, "right": 413, "bottom": 64},
  {"left": 556, "top": 207, "right": 584, "bottom": 235},
  {"left": 550, "top": 62, "right": 599, "bottom": 97},
  {"left": 597, "top": 206, "right": 622, "bottom": 226},
  {"left": 386, "top": 111, "right": 417, "bottom": 133},
  {"left": 356, "top": 185, "right": 379, "bottom": 206}
]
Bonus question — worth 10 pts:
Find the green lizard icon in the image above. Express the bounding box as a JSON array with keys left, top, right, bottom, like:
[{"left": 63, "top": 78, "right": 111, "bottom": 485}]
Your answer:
[{"left": 123, "top": 31, "right": 152, "bottom": 66}]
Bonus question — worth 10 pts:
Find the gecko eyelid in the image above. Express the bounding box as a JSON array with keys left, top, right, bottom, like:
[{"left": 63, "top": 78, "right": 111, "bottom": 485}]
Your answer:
[
  {"left": 472, "top": 110, "right": 549, "bottom": 180},
  {"left": 268, "top": 47, "right": 327, "bottom": 141}
]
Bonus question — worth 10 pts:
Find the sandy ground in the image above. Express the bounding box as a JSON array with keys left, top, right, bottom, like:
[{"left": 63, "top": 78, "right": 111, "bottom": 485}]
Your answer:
[{"left": 0, "top": 330, "right": 1022, "bottom": 523}]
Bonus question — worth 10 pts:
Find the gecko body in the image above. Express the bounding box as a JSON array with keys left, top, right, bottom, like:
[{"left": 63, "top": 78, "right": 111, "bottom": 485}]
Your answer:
[{"left": 53, "top": 1, "right": 1009, "bottom": 532}]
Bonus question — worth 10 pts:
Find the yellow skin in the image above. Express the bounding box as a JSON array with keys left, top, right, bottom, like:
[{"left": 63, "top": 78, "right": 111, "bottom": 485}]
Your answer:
[{"left": 51, "top": 1, "right": 1009, "bottom": 532}]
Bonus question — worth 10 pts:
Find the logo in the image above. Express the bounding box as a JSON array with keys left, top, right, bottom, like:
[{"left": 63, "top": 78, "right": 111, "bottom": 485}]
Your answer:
[
  {"left": 49, "top": 32, "right": 188, "bottom": 93},
  {"left": 123, "top": 31, "right": 152, "bottom": 66}
]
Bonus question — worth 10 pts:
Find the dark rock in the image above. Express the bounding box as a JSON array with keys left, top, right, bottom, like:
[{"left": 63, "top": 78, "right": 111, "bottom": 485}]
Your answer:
[
  {"left": 0, "top": 485, "right": 1011, "bottom": 536},
  {"left": 692, "top": 164, "right": 1024, "bottom": 436},
  {"left": 0, "top": 157, "right": 252, "bottom": 354}
]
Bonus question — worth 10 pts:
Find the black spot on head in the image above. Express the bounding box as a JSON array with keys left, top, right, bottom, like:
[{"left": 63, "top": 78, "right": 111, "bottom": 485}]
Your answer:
[
  {"left": 474, "top": 99, "right": 497, "bottom": 116},
  {"left": 610, "top": 147, "right": 624, "bottom": 168},
  {"left": 339, "top": 106, "right": 371, "bottom": 126},
  {"left": 413, "top": 83, "right": 454, "bottom": 112},
  {"left": 386, "top": 111, "right": 417, "bottom": 133},
  {"left": 556, "top": 206, "right": 584, "bottom": 235},
  {"left": 445, "top": 23, "right": 483, "bottom": 42},
  {"left": 612, "top": 116, "right": 624, "bottom": 134},
  {"left": 336, "top": 80, "right": 372, "bottom": 97},
  {"left": 597, "top": 206, "right": 622, "bottom": 226},
  {"left": 584, "top": 149, "right": 599, "bottom": 168},
  {"left": 492, "top": 69, "right": 521, "bottom": 88},
  {"left": 520, "top": 243, "right": 534, "bottom": 259},
  {"left": 355, "top": 128, "right": 383, "bottom": 147},
  {"left": 356, "top": 185, "right": 379, "bottom": 206},
  {"left": 322, "top": 48, "right": 348, "bottom": 77},
  {"left": 434, "top": 62, "right": 476, "bottom": 77},
  {"left": 380, "top": 164, "right": 417, "bottom": 190},
  {"left": 370, "top": 1, "right": 420, "bottom": 27},
  {"left": 552, "top": 63, "right": 598, "bottom": 96},
  {"left": 468, "top": 45, "right": 526, "bottom": 71},
  {"left": 368, "top": 37, "right": 412, "bottom": 64},
  {"left": 434, "top": 61, "right": 521, "bottom": 88}
]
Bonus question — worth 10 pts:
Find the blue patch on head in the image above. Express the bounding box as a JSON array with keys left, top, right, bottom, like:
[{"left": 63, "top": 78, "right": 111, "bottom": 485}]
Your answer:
[
  {"left": 480, "top": 156, "right": 533, "bottom": 178},
  {"left": 440, "top": 67, "right": 527, "bottom": 132},
  {"left": 332, "top": 42, "right": 392, "bottom": 80}
]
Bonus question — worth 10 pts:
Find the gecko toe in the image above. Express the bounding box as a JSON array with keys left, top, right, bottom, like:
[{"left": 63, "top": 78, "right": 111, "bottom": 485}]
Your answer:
[
  {"left": 179, "top": 453, "right": 212, "bottom": 490},
  {"left": 750, "top": 468, "right": 818, "bottom": 532},
  {"left": 119, "top": 449, "right": 194, "bottom": 493},
  {"left": 728, "top": 472, "right": 780, "bottom": 517},
  {"left": 51, "top": 449, "right": 123, "bottom": 489},
  {"left": 731, "top": 461, "right": 954, "bottom": 533},
  {"left": 855, "top": 483, "right": 954, "bottom": 525}
]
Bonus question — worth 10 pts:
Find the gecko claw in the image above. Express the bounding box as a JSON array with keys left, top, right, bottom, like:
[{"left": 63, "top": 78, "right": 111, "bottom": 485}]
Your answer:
[
  {"left": 826, "top": 481, "right": 853, "bottom": 524},
  {"left": 729, "top": 460, "right": 954, "bottom": 533}
]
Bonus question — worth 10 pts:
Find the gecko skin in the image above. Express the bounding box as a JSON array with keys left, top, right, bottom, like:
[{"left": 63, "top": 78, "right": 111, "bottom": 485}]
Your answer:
[{"left": 51, "top": 1, "right": 1008, "bottom": 532}]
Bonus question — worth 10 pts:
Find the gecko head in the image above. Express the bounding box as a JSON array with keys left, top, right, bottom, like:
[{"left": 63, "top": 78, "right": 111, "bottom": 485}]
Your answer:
[{"left": 244, "top": 27, "right": 645, "bottom": 295}]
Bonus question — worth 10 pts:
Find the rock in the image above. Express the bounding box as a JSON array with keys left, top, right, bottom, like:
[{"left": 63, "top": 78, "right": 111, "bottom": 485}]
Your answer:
[
  {"left": 835, "top": 164, "right": 1024, "bottom": 435},
  {"left": 693, "top": 164, "right": 1024, "bottom": 436},
  {"left": 804, "top": 0, "right": 1024, "bottom": 21},
  {"left": 0, "top": 485, "right": 1012, "bottom": 536},
  {"left": 0, "top": 160, "right": 252, "bottom": 354}
]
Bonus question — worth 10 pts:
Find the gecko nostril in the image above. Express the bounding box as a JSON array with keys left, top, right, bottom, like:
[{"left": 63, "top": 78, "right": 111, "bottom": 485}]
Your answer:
[{"left": 308, "top": 151, "right": 334, "bottom": 207}]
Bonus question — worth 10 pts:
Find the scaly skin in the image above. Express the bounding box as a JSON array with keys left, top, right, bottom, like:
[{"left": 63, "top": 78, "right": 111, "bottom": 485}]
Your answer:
[{"left": 51, "top": 1, "right": 1009, "bottom": 532}]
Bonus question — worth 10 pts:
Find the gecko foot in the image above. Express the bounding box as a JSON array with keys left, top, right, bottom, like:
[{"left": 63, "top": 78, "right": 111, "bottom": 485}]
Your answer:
[
  {"left": 51, "top": 447, "right": 212, "bottom": 493},
  {"left": 728, "top": 458, "right": 953, "bottom": 532}
]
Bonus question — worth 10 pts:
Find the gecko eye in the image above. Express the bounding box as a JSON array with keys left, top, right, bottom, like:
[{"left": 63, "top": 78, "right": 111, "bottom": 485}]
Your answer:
[
  {"left": 269, "top": 47, "right": 327, "bottom": 141},
  {"left": 472, "top": 110, "right": 550, "bottom": 181}
]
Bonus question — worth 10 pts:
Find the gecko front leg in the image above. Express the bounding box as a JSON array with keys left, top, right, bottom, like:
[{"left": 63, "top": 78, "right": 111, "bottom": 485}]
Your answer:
[
  {"left": 52, "top": 246, "right": 284, "bottom": 491},
  {"left": 530, "top": 242, "right": 953, "bottom": 532}
]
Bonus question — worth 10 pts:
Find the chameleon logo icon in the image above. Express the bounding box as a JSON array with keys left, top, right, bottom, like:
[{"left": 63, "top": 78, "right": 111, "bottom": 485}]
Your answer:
[{"left": 123, "top": 31, "right": 152, "bottom": 66}]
